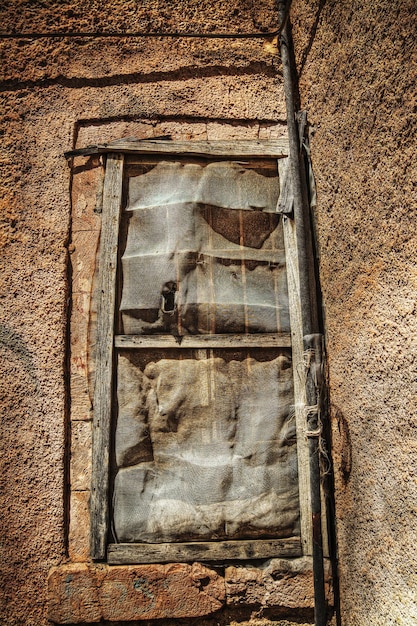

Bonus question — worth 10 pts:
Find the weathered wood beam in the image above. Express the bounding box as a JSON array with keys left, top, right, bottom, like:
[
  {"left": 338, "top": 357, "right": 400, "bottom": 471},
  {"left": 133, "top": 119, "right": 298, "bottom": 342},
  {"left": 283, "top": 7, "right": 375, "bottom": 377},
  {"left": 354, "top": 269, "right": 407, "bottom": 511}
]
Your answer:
[
  {"left": 65, "top": 139, "right": 289, "bottom": 159},
  {"left": 90, "top": 153, "right": 124, "bottom": 561},
  {"left": 108, "top": 537, "right": 302, "bottom": 564},
  {"left": 278, "top": 2, "right": 326, "bottom": 624},
  {"left": 115, "top": 333, "right": 292, "bottom": 349}
]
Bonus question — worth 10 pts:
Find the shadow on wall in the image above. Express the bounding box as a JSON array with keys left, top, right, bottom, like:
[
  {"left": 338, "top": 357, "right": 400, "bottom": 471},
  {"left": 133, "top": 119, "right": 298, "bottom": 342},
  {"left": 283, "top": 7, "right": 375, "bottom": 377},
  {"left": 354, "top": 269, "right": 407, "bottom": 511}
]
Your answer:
[
  {"left": 329, "top": 404, "right": 352, "bottom": 486},
  {"left": 0, "top": 62, "right": 278, "bottom": 93},
  {"left": 0, "top": 324, "right": 38, "bottom": 387},
  {"left": 297, "top": 0, "right": 328, "bottom": 79}
]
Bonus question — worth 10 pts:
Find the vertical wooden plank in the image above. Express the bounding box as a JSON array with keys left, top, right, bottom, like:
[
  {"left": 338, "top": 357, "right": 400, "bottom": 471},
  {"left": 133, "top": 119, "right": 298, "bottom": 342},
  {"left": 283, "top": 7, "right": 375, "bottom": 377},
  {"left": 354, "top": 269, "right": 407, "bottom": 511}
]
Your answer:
[
  {"left": 279, "top": 157, "right": 313, "bottom": 556},
  {"left": 90, "top": 153, "right": 124, "bottom": 560}
]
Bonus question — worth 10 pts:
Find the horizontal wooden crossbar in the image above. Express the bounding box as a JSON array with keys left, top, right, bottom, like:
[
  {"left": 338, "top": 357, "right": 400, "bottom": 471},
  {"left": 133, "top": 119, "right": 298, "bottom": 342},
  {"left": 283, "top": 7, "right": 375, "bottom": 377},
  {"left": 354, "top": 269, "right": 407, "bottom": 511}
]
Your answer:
[
  {"left": 108, "top": 537, "right": 302, "bottom": 564},
  {"left": 65, "top": 138, "right": 289, "bottom": 159},
  {"left": 115, "top": 333, "right": 292, "bottom": 349}
]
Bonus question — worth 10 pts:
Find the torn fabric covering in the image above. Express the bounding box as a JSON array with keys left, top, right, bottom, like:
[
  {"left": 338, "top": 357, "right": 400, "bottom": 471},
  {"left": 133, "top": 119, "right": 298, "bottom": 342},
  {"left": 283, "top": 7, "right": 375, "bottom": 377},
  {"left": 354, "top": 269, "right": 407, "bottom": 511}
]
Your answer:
[
  {"left": 113, "top": 349, "right": 300, "bottom": 543},
  {"left": 119, "top": 159, "right": 289, "bottom": 335}
]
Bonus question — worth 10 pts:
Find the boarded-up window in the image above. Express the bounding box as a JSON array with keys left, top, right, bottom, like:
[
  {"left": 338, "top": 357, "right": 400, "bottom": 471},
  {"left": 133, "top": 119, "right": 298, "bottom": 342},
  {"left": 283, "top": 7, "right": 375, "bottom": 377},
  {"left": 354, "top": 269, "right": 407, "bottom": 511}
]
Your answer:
[{"left": 89, "top": 140, "right": 313, "bottom": 564}]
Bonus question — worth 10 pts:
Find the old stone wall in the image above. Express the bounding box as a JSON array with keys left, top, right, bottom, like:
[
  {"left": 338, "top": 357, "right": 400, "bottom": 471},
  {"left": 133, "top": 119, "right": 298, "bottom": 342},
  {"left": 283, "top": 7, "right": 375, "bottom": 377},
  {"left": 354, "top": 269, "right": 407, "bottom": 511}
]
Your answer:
[{"left": 0, "top": 0, "right": 415, "bottom": 625}]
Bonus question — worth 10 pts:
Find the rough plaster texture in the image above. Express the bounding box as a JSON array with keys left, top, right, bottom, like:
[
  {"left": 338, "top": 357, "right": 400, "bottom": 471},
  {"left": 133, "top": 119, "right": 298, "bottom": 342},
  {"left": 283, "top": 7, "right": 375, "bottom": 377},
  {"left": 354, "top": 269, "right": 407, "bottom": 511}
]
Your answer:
[
  {"left": 0, "top": 3, "right": 289, "bottom": 625},
  {"left": 292, "top": 1, "right": 417, "bottom": 624},
  {"left": 0, "top": 1, "right": 415, "bottom": 625}
]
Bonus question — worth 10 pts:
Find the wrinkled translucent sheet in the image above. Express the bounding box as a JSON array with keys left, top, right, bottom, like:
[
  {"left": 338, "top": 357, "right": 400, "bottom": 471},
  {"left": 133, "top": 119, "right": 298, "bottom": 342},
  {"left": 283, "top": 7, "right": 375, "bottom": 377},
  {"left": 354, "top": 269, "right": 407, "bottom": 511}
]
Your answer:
[
  {"left": 127, "top": 160, "right": 280, "bottom": 212},
  {"left": 112, "top": 158, "right": 298, "bottom": 544},
  {"left": 113, "top": 349, "right": 299, "bottom": 543},
  {"left": 119, "top": 160, "right": 289, "bottom": 335}
]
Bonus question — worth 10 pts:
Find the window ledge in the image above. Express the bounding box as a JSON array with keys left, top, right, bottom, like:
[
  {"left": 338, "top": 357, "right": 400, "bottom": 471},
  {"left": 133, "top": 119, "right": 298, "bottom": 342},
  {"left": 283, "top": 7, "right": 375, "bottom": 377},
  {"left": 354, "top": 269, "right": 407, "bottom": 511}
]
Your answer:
[
  {"left": 47, "top": 561, "right": 224, "bottom": 623},
  {"left": 47, "top": 558, "right": 333, "bottom": 623}
]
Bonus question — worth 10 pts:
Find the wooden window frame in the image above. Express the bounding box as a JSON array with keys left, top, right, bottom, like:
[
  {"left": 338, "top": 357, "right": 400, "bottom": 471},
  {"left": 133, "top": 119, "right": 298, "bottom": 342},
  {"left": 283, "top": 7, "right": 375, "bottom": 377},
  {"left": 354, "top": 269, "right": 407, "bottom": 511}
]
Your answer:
[{"left": 89, "top": 139, "right": 316, "bottom": 564}]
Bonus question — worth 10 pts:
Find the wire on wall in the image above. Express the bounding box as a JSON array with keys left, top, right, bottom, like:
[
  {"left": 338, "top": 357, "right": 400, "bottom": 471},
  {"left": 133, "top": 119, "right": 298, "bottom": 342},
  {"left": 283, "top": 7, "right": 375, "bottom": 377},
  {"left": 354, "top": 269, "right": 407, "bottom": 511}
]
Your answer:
[{"left": 0, "top": 1, "right": 292, "bottom": 41}]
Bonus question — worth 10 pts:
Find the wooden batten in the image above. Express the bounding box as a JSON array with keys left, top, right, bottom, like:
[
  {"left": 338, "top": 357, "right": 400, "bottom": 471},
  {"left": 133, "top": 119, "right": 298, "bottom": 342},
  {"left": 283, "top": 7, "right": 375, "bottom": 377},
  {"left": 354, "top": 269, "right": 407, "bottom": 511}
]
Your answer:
[
  {"left": 276, "top": 155, "right": 294, "bottom": 215},
  {"left": 279, "top": 157, "right": 313, "bottom": 556},
  {"left": 115, "top": 333, "right": 292, "bottom": 349},
  {"left": 107, "top": 537, "right": 302, "bottom": 565},
  {"left": 65, "top": 138, "right": 289, "bottom": 159}
]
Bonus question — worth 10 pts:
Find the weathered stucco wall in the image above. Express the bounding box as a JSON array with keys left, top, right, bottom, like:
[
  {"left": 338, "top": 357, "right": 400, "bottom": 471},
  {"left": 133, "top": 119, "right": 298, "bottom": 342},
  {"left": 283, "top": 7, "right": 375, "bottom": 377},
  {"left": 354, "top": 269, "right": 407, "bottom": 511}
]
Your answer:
[
  {"left": 0, "top": 0, "right": 416, "bottom": 625},
  {"left": 0, "top": 3, "right": 296, "bottom": 626},
  {"left": 293, "top": 1, "right": 417, "bottom": 624}
]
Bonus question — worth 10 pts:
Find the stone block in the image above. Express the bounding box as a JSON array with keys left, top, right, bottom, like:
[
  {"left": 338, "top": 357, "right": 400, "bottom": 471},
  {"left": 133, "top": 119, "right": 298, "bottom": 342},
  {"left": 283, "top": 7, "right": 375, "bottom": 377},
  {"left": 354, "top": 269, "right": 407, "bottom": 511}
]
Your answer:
[
  {"left": 70, "top": 290, "right": 93, "bottom": 423},
  {"left": 70, "top": 420, "right": 92, "bottom": 491},
  {"left": 68, "top": 491, "right": 90, "bottom": 562},
  {"left": 76, "top": 122, "right": 155, "bottom": 148},
  {"left": 48, "top": 562, "right": 225, "bottom": 623},
  {"left": 70, "top": 229, "right": 100, "bottom": 295},
  {"left": 70, "top": 370, "right": 92, "bottom": 421},
  {"left": 154, "top": 121, "right": 208, "bottom": 140},
  {"left": 225, "top": 557, "right": 333, "bottom": 609},
  {"left": 206, "top": 121, "right": 260, "bottom": 140},
  {"left": 258, "top": 122, "right": 289, "bottom": 140},
  {"left": 71, "top": 160, "right": 103, "bottom": 233},
  {"left": 70, "top": 291, "right": 90, "bottom": 361},
  {"left": 48, "top": 564, "right": 102, "bottom": 624},
  {"left": 100, "top": 562, "right": 225, "bottom": 621}
]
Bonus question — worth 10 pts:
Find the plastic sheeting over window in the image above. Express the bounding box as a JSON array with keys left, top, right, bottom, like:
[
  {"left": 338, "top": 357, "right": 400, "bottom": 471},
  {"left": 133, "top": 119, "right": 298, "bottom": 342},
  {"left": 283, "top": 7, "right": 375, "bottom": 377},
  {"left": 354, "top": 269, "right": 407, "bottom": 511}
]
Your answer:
[
  {"left": 113, "top": 349, "right": 299, "bottom": 543},
  {"left": 119, "top": 160, "right": 289, "bottom": 335},
  {"left": 113, "top": 157, "right": 299, "bottom": 545}
]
